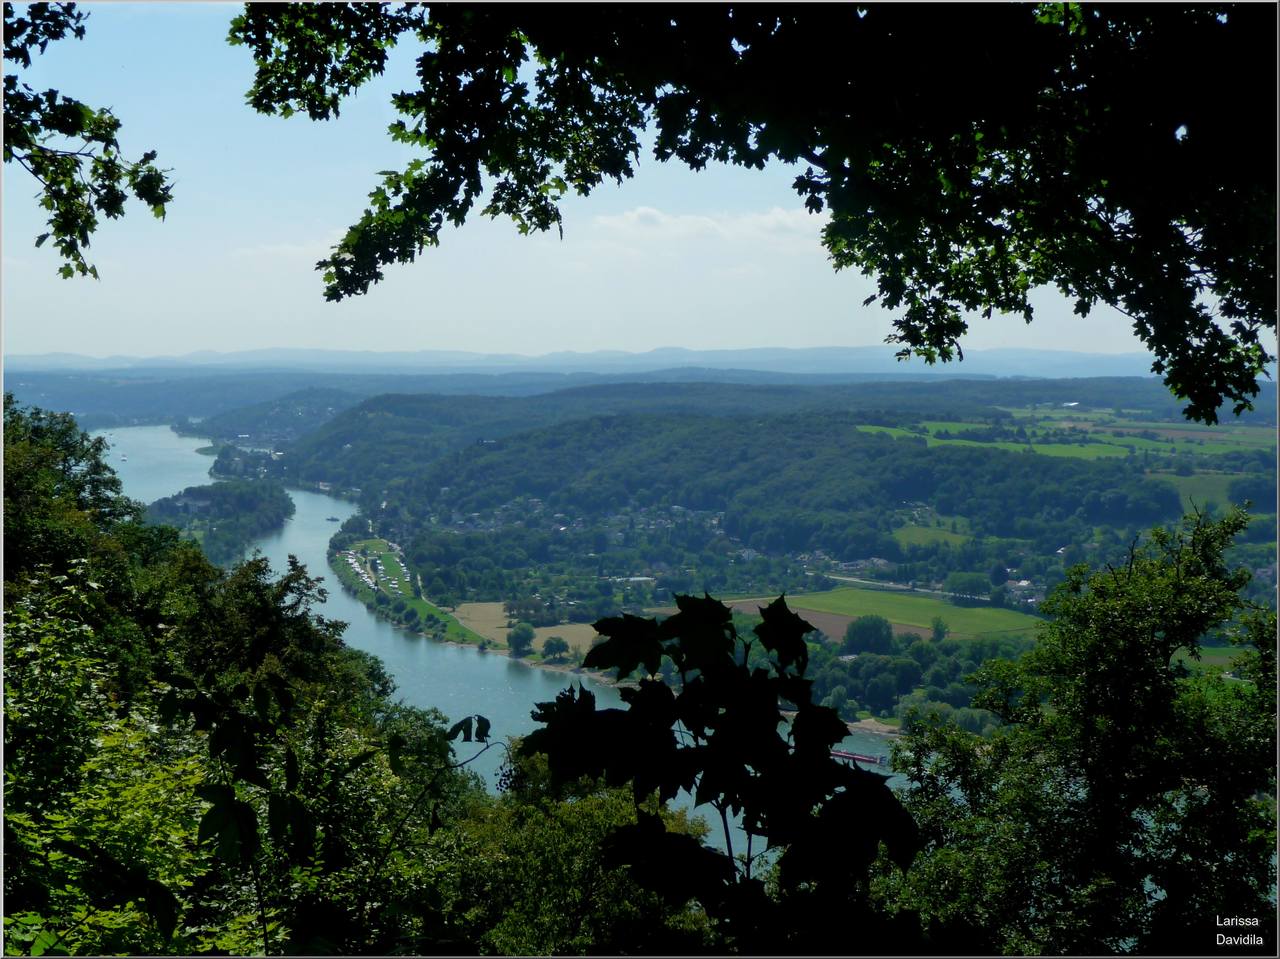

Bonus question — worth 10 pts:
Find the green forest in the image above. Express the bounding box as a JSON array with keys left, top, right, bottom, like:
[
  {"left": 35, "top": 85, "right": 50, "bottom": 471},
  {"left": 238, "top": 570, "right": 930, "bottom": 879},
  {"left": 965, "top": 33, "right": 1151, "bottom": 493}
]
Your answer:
[
  {"left": 146, "top": 481, "right": 295, "bottom": 567},
  {"left": 5, "top": 395, "right": 1275, "bottom": 955}
]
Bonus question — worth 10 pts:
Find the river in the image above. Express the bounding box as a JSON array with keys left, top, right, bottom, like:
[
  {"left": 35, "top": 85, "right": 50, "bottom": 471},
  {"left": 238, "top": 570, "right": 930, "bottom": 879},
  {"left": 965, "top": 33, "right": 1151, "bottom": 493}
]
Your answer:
[{"left": 97, "top": 425, "right": 901, "bottom": 845}]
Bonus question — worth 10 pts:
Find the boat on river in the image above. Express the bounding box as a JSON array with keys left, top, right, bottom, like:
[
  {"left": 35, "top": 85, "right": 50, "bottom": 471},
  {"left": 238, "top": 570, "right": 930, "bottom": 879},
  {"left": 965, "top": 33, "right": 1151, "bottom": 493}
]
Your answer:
[
  {"left": 831, "top": 748, "right": 889, "bottom": 766},
  {"left": 325, "top": 516, "right": 340, "bottom": 522}
]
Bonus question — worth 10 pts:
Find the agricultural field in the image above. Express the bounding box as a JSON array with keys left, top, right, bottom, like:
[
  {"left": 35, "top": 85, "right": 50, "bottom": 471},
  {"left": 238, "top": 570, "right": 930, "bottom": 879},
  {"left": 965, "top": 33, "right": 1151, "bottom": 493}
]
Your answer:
[
  {"left": 1151, "top": 471, "right": 1238, "bottom": 512},
  {"left": 854, "top": 424, "right": 1129, "bottom": 459},
  {"left": 1005, "top": 409, "right": 1277, "bottom": 455},
  {"left": 453, "top": 602, "right": 601, "bottom": 658},
  {"left": 782, "top": 585, "right": 1044, "bottom": 639},
  {"left": 1174, "top": 645, "right": 1250, "bottom": 677}
]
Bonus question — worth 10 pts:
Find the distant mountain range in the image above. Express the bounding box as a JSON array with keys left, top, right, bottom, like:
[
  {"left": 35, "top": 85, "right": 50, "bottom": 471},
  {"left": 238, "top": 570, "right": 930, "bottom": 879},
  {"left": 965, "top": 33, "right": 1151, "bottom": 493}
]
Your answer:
[{"left": 5, "top": 345, "right": 1165, "bottom": 379}]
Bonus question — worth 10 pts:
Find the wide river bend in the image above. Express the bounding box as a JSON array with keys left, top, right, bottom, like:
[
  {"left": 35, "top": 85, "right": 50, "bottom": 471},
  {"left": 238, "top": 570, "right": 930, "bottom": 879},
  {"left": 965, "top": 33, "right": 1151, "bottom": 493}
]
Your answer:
[{"left": 97, "top": 426, "right": 900, "bottom": 845}]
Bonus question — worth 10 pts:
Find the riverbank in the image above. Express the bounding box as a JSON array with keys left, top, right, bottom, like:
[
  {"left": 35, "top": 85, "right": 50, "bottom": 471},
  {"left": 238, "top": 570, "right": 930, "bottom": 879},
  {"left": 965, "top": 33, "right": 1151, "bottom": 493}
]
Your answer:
[
  {"left": 847, "top": 717, "right": 902, "bottom": 737},
  {"left": 333, "top": 562, "right": 909, "bottom": 732}
]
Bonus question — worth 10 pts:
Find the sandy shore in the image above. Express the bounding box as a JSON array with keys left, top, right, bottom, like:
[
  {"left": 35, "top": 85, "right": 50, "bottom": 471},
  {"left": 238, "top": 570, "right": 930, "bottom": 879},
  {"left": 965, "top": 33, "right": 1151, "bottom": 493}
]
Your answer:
[{"left": 846, "top": 717, "right": 902, "bottom": 737}]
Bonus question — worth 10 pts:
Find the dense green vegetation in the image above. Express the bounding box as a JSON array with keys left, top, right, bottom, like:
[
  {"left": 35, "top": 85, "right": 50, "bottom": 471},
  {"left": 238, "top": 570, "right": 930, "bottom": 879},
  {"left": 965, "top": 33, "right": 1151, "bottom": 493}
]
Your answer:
[
  {"left": 879, "top": 511, "right": 1277, "bottom": 954},
  {"left": 146, "top": 481, "right": 295, "bottom": 566},
  {"left": 174, "top": 387, "right": 362, "bottom": 448},
  {"left": 211, "top": 378, "right": 1273, "bottom": 729},
  {"left": 5, "top": 396, "right": 1275, "bottom": 954},
  {"left": 210, "top": 377, "right": 1273, "bottom": 663},
  {"left": 2, "top": 396, "right": 714, "bottom": 954},
  {"left": 211, "top": 378, "right": 1274, "bottom": 498}
]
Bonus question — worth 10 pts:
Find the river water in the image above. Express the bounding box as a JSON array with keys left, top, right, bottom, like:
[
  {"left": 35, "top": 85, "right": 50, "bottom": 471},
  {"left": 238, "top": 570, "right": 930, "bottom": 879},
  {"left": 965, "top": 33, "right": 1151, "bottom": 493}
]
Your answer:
[{"left": 97, "top": 425, "right": 900, "bottom": 844}]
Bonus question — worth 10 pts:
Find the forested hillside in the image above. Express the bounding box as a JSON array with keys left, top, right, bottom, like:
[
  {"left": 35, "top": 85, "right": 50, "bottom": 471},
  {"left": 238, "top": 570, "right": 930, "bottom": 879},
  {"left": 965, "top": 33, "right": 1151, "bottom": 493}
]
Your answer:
[
  {"left": 219, "top": 377, "right": 1274, "bottom": 496},
  {"left": 6, "top": 395, "right": 1273, "bottom": 955}
]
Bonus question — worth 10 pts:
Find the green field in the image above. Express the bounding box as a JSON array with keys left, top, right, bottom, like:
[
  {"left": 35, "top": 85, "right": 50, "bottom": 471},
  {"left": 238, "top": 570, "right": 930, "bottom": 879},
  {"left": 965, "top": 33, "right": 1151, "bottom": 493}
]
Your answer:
[
  {"left": 892, "top": 524, "right": 971, "bottom": 547},
  {"left": 1151, "top": 472, "right": 1238, "bottom": 511},
  {"left": 332, "top": 538, "right": 485, "bottom": 645},
  {"left": 788, "top": 585, "right": 1044, "bottom": 638},
  {"left": 1118, "top": 420, "right": 1278, "bottom": 450},
  {"left": 855, "top": 425, "right": 1129, "bottom": 459},
  {"left": 1174, "top": 645, "right": 1248, "bottom": 676}
]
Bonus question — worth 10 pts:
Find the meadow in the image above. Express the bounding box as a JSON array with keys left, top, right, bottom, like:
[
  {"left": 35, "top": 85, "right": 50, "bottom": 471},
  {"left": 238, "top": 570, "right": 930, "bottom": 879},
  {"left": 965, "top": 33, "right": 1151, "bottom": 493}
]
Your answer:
[
  {"left": 784, "top": 585, "right": 1045, "bottom": 639},
  {"left": 891, "top": 524, "right": 971, "bottom": 547},
  {"left": 452, "top": 602, "right": 601, "bottom": 658},
  {"left": 331, "top": 538, "right": 486, "bottom": 646},
  {"left": 853, "top": 424, "right": 1130, "bottom": 459}
]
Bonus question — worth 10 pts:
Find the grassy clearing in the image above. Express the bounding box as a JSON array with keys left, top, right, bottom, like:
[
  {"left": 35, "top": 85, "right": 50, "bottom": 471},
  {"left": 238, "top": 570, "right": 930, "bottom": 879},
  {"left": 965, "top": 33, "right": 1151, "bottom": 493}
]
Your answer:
[
  {"left": 856, "top": 424, "right": 1129, "bottom": 459},
  {"left": 786, "top": 586, "right": 1043, "bottom": 639},
  {"left": 1174, "top": 646, "right": 1247, "bottom": 675},
  {"left": 453, "top": 602, "right": 602, "bottom": 661},
  {"left": 532, "top": 623, "right": 600, "bottom": 656},
  {"left": 893, "top": 524, "right": 971, "bottom": 547},
  {"left": 1150, "top": 472, "right": 1238, "bottom": 511},
  {"left": 1027, "top": 442, "right": 1129, "bottom": 459},
  {"left": 331, "top": 538, "right": 484, "bottom": 645},
  {"left": 854, "top": 710, "right": 901, "bottom": 726}
]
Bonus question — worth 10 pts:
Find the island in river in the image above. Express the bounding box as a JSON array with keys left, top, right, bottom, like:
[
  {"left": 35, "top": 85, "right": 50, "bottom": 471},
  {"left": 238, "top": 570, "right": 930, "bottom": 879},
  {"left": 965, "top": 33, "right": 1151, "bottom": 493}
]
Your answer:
[{"left": 146, "top": 479, "right": 294, "bottom": 567}]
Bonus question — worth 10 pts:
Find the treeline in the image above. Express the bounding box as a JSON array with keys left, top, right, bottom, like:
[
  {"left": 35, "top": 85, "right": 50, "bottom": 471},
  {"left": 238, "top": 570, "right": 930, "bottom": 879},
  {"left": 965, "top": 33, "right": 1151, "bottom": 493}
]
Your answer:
[
  {"left": 805, "top": 617, "right": 1035, "bottom": 733},
  {"left": 146, "top": 480, "right": 295, "bottom": 566}
]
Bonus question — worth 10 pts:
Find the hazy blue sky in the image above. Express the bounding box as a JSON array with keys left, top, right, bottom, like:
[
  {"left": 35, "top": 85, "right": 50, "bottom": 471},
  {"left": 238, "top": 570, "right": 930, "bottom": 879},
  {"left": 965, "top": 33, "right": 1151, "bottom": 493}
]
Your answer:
[{"left": 3, "top": 3, "right": 1148, "bottom": 359}]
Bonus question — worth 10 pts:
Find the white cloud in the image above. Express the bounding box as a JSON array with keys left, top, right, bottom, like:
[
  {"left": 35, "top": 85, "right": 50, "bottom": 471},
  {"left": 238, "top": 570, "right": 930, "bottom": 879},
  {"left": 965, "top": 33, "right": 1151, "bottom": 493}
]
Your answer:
[
  {"left": 229, "top": 228, "right": 345, "bottom": 262},
  {"left": 591, "top": 205, "right": 827, "bottom": 253}
]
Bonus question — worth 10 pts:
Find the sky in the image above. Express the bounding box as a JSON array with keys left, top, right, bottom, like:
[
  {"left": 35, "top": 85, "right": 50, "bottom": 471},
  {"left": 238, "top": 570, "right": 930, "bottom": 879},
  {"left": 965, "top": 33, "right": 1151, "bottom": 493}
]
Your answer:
[{"left": 2, "top": 3, "right": 1150, "bottom": 360}]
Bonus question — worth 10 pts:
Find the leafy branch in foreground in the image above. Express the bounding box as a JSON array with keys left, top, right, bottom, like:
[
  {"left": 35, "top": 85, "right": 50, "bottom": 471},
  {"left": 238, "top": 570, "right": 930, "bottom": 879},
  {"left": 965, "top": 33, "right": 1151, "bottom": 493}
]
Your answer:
[
  {"left": 3, "top": 2, "right": 173, "bottom": 280},
  {"left": 230, "top": 3, "right": 1276, "bottom": 421},
  {"left": 521, "top": 594, "right": 939, "bottom": 954}
]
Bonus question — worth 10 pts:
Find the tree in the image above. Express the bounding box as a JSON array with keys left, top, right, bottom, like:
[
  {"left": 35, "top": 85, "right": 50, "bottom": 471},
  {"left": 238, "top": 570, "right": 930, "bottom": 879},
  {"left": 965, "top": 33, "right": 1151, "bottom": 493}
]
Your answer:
[
  {"left": 507, "top": 621, "right": 536, "bottom": 657},
  {"left": 842, "top": 614, "right": 895, "bottom": 655},
  {"left": 541, "top": 636, "right": 570, "bottom": 661},
  {"left": 228, "top": 3, "right": 1275, "bottom": 422},
  {"left": 879, "top": 509, "right": 1277, "bottom": 954},
  {"left": 3, "top": 2, "right": 174, "bottom": 279}
]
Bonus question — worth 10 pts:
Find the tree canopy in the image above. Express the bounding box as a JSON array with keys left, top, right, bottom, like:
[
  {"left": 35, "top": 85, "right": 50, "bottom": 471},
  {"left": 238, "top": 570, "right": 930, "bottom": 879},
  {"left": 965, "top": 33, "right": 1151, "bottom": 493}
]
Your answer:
[
  {"left": 3, "top": 2, "right": 173, "bottom": 280},
  {"left": 880, "top": 509, "right": 1277, "bottom": 954},
  {"left": 228, "top": 2, "right": 1276, "bottom": 422}
]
